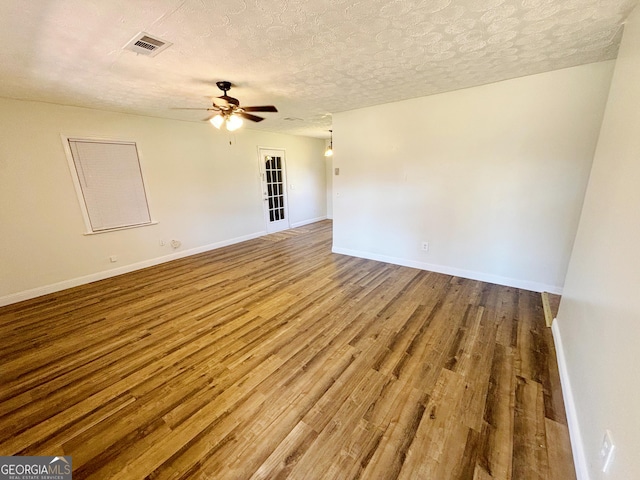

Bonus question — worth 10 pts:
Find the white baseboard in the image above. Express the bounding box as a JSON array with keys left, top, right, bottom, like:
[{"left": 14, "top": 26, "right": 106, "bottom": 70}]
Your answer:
[
  {"left": 331, "top": 246, "right": 563, "bottom": 294},
  {"left": 0, "top": 230, "right": 267, "bottom": 307},
  {"left": 290, "top": 216, "right": 327, "bottom": 228},
  {"left": 552, "top": 319, "right": 590, "bottom": 480}
]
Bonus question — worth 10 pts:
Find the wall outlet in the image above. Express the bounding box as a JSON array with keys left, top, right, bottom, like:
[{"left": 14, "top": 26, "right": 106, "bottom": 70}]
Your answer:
[
  {"left": 421, "top": 241, "right": 429, "bottom": 252},
  {"left": 109, "top": 255, "right": 118, "bottom": 263},
  {"left": 600, "top": 430, "right": 615, "bottom": 473}
]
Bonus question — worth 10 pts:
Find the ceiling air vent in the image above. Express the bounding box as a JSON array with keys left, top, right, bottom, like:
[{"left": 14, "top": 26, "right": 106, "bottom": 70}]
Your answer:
[{"left": 123, "top": 32, "right": 172, "bottom": 57}]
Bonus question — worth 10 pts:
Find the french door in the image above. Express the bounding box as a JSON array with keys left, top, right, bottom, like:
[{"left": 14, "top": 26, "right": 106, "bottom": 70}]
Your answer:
[{"left": 259, "top": 148, "right": 290, "bottom": 233}]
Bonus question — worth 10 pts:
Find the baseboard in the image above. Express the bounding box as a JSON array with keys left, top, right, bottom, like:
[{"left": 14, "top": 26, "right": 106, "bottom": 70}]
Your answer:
[
  {"left": 0, "top": 230, "right": 267, "bottom": 307},
  {"left": 541, "top": 292, "right": 554, "bottom": 327},
  {"left": 331, "top": 246, "right": 563, "bottom": 294},
  {"left": 552, "top": 319, "right": 590, "bottom": 480},
  {"left": 290, "top": 216, "right": 327, "bottom": 228}
]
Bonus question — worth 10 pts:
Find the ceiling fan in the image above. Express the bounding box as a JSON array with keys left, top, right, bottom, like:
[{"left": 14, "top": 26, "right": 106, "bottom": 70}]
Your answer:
[{"left": 178, "top": 81, "right": 278, "bottom": 131}]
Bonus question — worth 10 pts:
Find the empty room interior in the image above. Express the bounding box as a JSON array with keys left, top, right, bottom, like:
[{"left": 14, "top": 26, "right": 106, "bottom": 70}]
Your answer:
[{"left": 1, "top": 1, "right": 639, "bottom": 479}]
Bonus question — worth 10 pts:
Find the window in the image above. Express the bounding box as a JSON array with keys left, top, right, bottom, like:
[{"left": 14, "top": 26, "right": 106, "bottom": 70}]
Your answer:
[{"left": 65, "top": 138, "right": 153, "bottom": 233}]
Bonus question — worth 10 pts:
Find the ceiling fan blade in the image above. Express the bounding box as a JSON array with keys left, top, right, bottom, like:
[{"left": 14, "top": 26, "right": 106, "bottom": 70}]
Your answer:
[
  {"left": 238, "top": 112, "right": 265, "bottom": 122},
  {"left": 242, "top": 105, "right": 278, "bottom": 112},
  {"left": 212, "top": 97, "right": 229, "bottom": 107},
  {"left": 215, "top": 95, "right": 239, "bottom": 106},
  {"left": 170, "top": 107, "right": 218, "bottom": 111}
]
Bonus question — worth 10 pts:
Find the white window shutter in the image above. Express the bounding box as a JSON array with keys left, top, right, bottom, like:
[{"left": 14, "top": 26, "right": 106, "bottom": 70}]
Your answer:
[{"left": 68, "top": 139, "right": 152, "bottom": 232}]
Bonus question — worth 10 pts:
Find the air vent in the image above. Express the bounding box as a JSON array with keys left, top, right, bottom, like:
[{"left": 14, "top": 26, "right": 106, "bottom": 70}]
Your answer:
[{"left": 123, "top": 32, "right": 172, "bottom": 57}]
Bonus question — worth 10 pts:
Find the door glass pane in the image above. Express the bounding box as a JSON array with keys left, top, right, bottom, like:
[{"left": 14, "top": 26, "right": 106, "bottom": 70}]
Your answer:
[{"left": 264, "top": 155, "right": 285, "bottom": 224}]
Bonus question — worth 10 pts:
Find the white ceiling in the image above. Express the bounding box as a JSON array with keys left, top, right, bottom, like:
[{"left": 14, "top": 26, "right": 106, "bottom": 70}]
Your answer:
[{"left": 0, "top": 0, "right": 637, "bottom": 138}]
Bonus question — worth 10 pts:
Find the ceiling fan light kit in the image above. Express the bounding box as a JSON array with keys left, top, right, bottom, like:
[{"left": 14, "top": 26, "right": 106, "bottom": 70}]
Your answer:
[
  {"left": 226, "top": 114, "right": 243, "bottom": 131},
  {"left": 210, "top": 114, "right": 224, "bottom": 129},
  {"left": 179, "top": 81, "right": 278, "bottom": 132},
  {"left": 210, "top": 112, "right": 243, "bottom": 131}
]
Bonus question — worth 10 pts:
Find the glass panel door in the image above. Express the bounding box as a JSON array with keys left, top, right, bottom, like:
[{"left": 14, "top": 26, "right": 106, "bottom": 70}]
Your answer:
[{"left": 259, "top": 148, "right": 290, "bottom": 233}]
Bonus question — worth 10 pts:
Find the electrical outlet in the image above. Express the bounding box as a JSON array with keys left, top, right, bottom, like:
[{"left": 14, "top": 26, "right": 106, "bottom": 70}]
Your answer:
[
  {"left": 109, "top": 255, "right": 118, "bottom": 263},
  {"left": 600, "top": 430, "right": 615, "bottom": 473},
  {"left": 421, "top": 241, "right": 429, "bottom": 252}
]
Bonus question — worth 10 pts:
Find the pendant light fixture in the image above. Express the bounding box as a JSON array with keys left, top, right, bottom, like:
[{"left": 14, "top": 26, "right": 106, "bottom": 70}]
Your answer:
[{"left": 324, "top": 129, "right": 333, "bottom": 157}]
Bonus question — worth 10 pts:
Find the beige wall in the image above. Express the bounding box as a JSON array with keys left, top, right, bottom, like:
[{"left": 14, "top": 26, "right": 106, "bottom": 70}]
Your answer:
[
  {"left": 332, "top": 61, "right": 614, "bottom": 293},
  {"left": 325, "top": 138, "right": 334, "bottom": 219},
  {"left": 0, "top": 99, "right": 326, "bottom": 304},
  {"left": 556, "top": 6, "right": 640, "bottom": 479}
]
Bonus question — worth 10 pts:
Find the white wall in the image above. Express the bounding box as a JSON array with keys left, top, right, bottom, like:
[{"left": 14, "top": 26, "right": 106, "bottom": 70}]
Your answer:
[
  {"left": 325, "top": 138, "right": 334, "bottom": 219},
  {"left": 332, "top": 61, "right": 614, "bottom": 293},
  {"left": 555, "top": 6, "right": 640, "bottom": 479},
  {"left": 0, "top": 98, "right": 326, "bottom": 304}
]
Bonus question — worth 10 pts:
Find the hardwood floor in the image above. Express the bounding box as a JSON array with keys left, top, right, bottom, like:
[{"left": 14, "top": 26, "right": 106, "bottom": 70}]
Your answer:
[{"left": 0, "top": 220, "right": 575, "bottom": 479}]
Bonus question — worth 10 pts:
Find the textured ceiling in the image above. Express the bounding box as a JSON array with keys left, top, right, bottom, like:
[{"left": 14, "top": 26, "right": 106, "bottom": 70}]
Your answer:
[{"left": 0, "top": 0, "right": 637, "bottom": 138}]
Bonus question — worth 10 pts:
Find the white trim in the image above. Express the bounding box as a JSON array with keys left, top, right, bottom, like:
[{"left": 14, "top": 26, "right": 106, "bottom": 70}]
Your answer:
[
  {"left": 0, "top": 230, "right": 266, "bottom": 307},
  {"left": 62, "top": 134, "right": 94, "bottom": 231},
  {"left": 83, "top": 221, "right": 158, "bottom": 235},
  {"left": 291, "top": 216, "right": 327, "bottom": 228},
  {"left": 552, "top": 319, "right": 590, "bottom": 480},
  {"left": 330, "top": 246, "right": 563, "bottom": 294}
]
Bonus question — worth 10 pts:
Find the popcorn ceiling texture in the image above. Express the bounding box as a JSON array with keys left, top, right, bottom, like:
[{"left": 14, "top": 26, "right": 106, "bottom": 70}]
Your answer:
[{"left": 0, "top": 0, "right": 636, "bottom": 137}]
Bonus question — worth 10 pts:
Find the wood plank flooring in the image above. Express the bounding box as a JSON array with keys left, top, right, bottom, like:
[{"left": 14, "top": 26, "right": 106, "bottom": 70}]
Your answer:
[{"left": 0, "top": 220, "right": 575, "bottom": 479}]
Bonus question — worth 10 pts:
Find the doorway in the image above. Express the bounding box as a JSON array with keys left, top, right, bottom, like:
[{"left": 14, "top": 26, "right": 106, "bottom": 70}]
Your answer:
[{"left": 259, "top": 148, "right": 290, "bottom": 233}]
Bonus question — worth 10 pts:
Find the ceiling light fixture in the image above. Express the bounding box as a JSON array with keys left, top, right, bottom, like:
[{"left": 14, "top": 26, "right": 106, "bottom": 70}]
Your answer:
[
  {"left": 210, "top": 114, "right": 224, "bottom": 129},
  {"left": 210, "top": 112, "right": 244, "bottom": 131},
  {"left": 226, "top": 114, "right": 243, "bottom": 131},
  {"left": 324, "top": 130, "right": 333, "bottom": 157}
]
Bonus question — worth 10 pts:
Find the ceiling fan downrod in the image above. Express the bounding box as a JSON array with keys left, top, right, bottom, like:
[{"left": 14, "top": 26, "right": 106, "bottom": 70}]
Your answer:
[{"left": 216, "top": 81, "right": 232, "bottom": 94}]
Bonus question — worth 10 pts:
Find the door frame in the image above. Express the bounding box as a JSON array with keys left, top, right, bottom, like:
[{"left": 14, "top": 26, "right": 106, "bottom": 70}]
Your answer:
[{"left": 257, "top": 147, "right": 290, "bottom": 233}]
